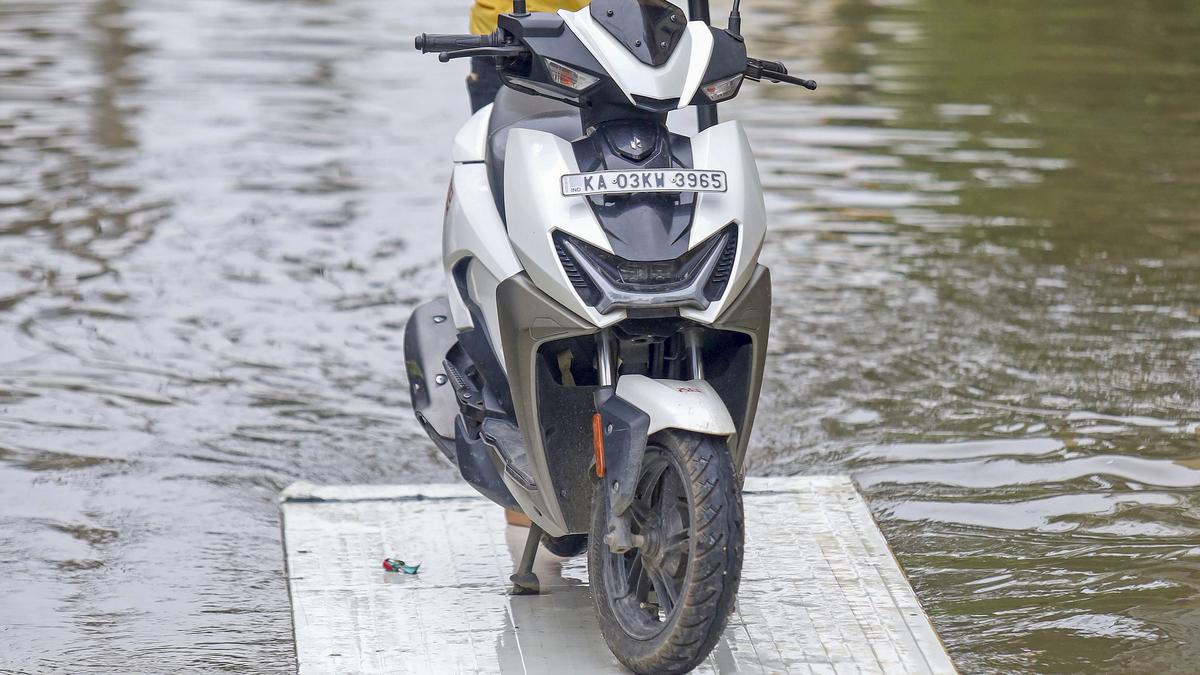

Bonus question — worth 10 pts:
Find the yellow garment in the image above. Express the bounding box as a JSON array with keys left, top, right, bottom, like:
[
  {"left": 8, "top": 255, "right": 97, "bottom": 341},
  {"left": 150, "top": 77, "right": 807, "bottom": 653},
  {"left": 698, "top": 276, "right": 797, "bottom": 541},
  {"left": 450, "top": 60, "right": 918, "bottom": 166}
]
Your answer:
[{"left": 470, "top": 0, "right": 591, "bottom": 35}]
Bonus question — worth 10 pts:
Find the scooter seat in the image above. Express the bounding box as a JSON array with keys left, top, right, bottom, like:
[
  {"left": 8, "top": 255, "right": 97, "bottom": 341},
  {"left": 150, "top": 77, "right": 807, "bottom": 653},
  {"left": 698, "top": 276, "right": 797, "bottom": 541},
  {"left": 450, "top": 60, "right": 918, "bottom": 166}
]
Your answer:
[{"left": 486, "top": 88, "right": 584, "bottom": 223}]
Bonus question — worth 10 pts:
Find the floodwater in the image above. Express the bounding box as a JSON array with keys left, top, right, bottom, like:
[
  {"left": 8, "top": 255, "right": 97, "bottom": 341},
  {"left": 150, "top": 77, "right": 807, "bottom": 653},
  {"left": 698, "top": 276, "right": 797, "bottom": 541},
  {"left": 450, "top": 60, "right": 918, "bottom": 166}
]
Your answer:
[{"left": 0, "top": 0, "right": 1196, "bottom": 672}]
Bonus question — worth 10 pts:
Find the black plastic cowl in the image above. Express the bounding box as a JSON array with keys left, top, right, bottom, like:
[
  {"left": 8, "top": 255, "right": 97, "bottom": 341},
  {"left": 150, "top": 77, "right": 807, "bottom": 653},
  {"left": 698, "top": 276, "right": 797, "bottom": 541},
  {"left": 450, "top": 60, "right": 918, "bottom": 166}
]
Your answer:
[{"left": 589, "top": 0, "right": 687, "bottom": 67}]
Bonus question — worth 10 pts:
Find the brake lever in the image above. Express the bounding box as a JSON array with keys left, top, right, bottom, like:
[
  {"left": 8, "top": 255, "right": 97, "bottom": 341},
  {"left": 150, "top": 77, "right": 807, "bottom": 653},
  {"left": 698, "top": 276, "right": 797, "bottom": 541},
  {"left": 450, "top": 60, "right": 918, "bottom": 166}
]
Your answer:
[
  {"left": 438, "top": 46, "right": 527, "bottom": 62},
  {"left": 765, "top": 71, "right": 817, "bottom": 90},
  {"left": 745, "top": 58, "right": 817, "bottom": 90}
]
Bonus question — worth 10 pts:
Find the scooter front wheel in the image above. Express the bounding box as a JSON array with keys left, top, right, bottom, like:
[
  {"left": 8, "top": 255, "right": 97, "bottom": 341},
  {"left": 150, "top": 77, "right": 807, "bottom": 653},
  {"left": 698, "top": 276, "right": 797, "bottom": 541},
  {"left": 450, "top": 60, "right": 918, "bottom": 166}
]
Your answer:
[{"left": 588, "top": 430, "right": 744, "bottom": 675}]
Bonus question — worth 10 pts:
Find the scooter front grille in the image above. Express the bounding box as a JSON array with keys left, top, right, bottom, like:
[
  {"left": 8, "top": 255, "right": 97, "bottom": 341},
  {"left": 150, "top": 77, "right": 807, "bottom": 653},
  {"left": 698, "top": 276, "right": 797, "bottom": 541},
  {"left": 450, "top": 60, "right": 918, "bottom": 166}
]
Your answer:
[
  {"left": 704, "top": 225, "right": 739, "bottom": 301},
  {"left": 555, "top": 238, "right": 602, "bottom": 305}
]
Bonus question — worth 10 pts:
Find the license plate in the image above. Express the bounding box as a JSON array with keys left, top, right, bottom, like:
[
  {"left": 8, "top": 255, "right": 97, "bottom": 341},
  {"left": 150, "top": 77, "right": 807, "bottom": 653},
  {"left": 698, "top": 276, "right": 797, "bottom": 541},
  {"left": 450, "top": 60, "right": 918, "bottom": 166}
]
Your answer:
[{"left": 561, "top": 169, "right": 727, "bottom": 196}]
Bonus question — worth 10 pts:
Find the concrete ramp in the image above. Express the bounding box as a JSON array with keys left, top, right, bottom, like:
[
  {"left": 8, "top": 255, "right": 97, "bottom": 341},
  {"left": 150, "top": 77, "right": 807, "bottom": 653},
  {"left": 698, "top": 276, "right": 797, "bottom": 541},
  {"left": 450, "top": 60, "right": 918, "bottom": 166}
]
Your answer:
[{"left": 280, "top": 477, "right": 955, "bottom": 674}]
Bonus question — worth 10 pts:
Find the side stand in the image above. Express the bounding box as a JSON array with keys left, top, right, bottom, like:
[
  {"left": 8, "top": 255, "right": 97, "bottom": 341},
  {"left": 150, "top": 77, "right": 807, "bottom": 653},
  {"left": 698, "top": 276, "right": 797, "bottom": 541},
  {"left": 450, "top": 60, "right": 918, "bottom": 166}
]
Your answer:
[{"left": 509, "top": 523, "right": 543, "bottom": 595}]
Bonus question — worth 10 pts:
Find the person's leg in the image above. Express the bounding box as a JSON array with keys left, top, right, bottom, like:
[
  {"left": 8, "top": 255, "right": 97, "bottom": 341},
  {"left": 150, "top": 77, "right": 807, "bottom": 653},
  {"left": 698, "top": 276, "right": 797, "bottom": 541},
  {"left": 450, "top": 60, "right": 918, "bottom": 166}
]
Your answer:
[
  {"left": 505, "top": 508, "right": 532, "bottom": 527},
  {"left": 466, "top": 56, "right": 503, "bottom": 113}
]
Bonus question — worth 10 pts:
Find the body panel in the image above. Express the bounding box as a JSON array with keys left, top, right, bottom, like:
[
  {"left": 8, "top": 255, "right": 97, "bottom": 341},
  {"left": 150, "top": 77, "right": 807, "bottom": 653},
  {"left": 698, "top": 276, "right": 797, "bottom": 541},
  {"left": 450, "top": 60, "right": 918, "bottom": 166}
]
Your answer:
[
  {"left": 681, "top": 120, "right": 766, "bottom": 324},
  {"left": 597, "top": 392, "right": 650, "bottom": 515},
  {"left": 443, "top": 162, "right": 523, "bottom": 334},
  {"left": 707, "top": 264, "right": 772, "bottom": 468},
  {"left": 465, "top": 261, "right": 509, "bottom": 374},
  {"left": 404, "top": 298, "right": 460, "bottom": 445},
  {"left": 502, "top": 122, "right": 764, "bottom": 326},
  {"left": 452, "top": 103, "right": 493, "bottom": 163},
  {"left": 503, "top": 128, "right": 627, "bottom": 327},
  {"left": 496, "top": 273, "right": 599, "bottom": 535},
  {"left": 614, "top": 375, "right": 736, "bottom": 436},
  {"left": 560, "top": 8, "right": 712, "bottom": 107}
]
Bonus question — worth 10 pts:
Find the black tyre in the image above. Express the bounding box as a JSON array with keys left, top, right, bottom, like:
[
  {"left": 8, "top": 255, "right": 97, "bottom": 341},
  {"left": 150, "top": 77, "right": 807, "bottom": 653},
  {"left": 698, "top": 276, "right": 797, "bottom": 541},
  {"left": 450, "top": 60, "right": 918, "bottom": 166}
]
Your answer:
[
  {"left": 588, "top": 430, "right": 744, "bottom": 675},
  {"left": 542, "top": 533, "right": 588, "bottom": 557}
]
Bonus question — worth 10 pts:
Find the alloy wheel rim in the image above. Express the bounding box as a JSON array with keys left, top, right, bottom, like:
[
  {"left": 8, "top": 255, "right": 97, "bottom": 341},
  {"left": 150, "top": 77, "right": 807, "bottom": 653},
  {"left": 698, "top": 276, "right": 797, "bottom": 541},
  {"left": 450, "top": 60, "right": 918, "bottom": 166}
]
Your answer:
[{"left": 602, "top": 447, "right": 692, "bottom": 640}]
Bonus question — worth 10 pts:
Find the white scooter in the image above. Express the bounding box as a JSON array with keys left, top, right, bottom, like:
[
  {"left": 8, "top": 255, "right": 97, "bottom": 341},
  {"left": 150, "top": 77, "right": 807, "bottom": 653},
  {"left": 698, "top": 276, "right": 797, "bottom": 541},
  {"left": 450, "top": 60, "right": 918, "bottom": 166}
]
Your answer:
[{"left": 404, "top": 1, "right": 814, "bottom": 671}]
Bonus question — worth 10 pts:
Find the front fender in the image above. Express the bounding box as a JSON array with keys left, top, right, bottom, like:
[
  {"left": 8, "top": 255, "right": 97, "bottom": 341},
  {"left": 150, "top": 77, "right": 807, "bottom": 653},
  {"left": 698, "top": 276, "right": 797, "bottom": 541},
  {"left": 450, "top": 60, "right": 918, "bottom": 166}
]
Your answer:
[
  {"left": 614, "top": 375, "right": 736, "bottom": 436},
  {"left": 598, "top": 376, "right": 735, "bottom": 516}
]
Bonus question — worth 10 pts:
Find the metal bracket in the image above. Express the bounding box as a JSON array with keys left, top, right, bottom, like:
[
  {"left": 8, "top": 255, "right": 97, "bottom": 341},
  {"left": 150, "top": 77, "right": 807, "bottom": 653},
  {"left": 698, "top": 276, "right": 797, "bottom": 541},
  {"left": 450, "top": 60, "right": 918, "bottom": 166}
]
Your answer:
[{"left": 603, "top": 505, "right": 644, "bottom": 554}]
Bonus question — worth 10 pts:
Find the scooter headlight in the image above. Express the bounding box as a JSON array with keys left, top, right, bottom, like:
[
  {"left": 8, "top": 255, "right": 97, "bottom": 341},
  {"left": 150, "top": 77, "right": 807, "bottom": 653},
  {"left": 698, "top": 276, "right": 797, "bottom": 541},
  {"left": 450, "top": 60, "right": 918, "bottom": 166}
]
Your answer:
[
  {"left": 553, "top": 225, "right": 738, "bottom": 312},
  {"left": 700, "top": 73, "right": 744, "bottom": 102}
]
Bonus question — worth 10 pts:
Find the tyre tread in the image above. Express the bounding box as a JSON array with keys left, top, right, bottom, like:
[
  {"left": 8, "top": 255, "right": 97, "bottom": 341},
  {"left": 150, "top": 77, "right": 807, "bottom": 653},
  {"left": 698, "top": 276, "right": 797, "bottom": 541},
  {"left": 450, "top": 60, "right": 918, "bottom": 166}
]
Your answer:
[{"left": 589, "top": 430, "right": 744, "bottom": 675}]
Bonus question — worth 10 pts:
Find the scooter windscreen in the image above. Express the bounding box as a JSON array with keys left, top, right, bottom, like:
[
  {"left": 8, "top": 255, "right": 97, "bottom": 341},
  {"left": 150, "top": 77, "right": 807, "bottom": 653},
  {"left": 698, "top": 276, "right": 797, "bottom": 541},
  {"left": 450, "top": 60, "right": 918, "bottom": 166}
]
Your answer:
[{"left": 588, "top": 0, "right": 688, "bottom": 66}]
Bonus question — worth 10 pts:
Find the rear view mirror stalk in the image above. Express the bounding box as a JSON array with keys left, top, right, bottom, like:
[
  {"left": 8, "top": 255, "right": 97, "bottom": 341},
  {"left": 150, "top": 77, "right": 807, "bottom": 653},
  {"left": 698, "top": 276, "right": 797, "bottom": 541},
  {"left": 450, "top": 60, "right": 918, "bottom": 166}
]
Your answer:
[
  {"left": 728, "top": 0, "right": 743, "bottom": 38},
  {"left": 688, "top": 0, "right": 719, "bottom": 130}
]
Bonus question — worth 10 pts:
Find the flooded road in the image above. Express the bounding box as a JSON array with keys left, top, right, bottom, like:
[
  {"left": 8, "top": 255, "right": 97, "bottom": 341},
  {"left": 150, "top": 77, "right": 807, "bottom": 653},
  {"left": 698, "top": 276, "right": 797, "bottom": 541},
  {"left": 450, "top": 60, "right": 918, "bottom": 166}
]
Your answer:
[{"left": 1, "top": 0, "right": 1197, "bottom": 672}]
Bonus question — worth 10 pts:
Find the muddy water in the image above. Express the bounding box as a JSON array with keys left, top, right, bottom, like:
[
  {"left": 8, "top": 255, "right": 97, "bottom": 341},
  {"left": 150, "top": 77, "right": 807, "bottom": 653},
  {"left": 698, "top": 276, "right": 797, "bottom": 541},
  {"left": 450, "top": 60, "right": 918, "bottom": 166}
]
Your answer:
[{"left": 1, "top": 0, "right": 1197, "bottom": 672}]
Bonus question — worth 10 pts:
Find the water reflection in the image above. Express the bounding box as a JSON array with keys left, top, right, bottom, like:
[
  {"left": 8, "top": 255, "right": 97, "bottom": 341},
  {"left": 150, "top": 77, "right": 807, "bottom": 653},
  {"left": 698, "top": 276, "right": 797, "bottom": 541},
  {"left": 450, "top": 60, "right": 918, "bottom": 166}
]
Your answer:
[
  {"left": 731, "top": 0, "right": 1200, "bottom": 671},
  {"left": 1, "top": 0, "right": 464, "bottom": 670},
  {"left": 1, "top": 0, "right": 1198, "bottom": 672}
]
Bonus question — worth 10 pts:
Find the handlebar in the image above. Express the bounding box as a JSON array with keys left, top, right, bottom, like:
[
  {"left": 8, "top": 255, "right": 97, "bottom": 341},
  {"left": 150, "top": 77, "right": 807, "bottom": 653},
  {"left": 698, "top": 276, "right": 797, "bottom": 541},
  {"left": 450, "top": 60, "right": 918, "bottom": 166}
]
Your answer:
[
  {"left": 414, "top": 33, "right": 499, "bottom": 54},
  {"left": 412, "top": 31, "right": 816, "bottom": 93}
]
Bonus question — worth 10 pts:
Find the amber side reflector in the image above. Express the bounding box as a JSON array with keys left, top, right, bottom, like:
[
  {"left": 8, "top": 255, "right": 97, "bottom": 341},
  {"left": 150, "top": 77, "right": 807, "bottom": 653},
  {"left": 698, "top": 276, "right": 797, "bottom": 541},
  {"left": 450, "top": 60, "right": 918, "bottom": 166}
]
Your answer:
[{"left": 592, "top": 412, "right": 605, "bottom": 477}]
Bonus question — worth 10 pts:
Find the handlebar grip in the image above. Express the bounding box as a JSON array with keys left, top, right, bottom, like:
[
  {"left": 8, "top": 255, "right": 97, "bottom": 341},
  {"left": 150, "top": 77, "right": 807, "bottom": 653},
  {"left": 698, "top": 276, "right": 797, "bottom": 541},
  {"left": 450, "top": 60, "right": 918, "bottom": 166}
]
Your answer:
[
  {"left": 758, "top": 59, "right": 788, "bottom": 75},
  {"left": 414, "top": 33, "right": 491, "bottom": 54}
]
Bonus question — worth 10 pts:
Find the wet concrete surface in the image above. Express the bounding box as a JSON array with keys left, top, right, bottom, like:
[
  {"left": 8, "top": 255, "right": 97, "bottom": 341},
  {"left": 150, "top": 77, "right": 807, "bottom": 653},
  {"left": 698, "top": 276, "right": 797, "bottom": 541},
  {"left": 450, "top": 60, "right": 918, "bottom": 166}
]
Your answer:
[{"left": 280, "top": 479, "right": 954, "bottom": 674}]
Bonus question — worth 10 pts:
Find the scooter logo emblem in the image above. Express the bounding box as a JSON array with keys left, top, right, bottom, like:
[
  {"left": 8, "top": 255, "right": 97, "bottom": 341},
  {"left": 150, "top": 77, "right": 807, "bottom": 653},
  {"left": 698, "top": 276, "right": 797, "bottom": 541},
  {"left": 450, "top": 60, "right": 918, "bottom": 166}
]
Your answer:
[{"left": 616, "top": 135, "right": 651, "bottom": 160}]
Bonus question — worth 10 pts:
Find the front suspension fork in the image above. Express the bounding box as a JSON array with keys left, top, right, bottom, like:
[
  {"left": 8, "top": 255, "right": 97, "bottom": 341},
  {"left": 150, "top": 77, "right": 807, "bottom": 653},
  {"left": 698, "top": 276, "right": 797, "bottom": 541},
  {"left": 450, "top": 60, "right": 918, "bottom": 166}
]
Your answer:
[
  {"left": 597, "top": 325, "right": 705, "bottom": 385},
  {"left": 597, "top": 327, "right": 617, "bottom": 387},
  {"left": 594, "top": 327, "right": 705, "bottom": 554}
]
